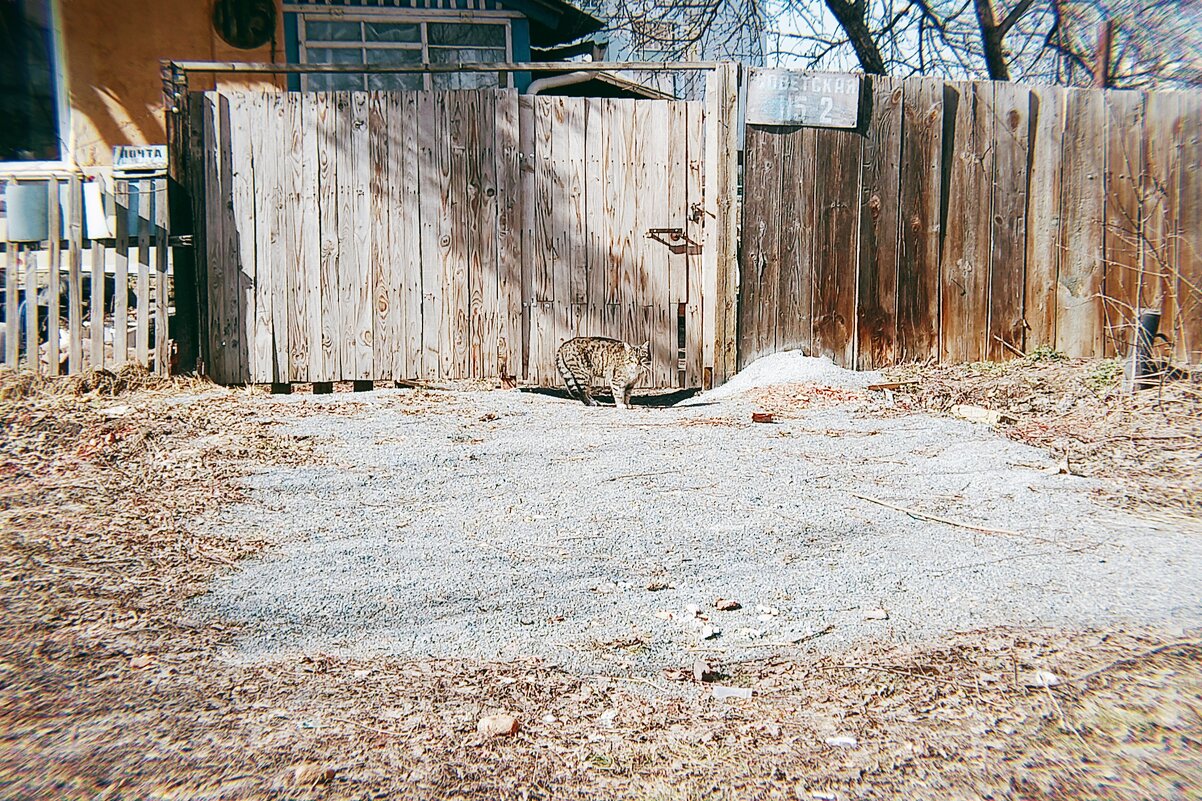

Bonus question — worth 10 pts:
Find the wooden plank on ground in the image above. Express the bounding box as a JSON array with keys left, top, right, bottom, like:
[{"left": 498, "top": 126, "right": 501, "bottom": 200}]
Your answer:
[
  {"left": 1102, "top": 89, "right": 1144, "bottom": 357},
  {"left": 286, "top": 91, "right": 312, "bottom": 381},
  {"left": 113, "top": 180, "right": 129, "bottom": 365},
  {"left": 1024, "top": 85, "right": 1066, "bottom": 353},
  {"left": 135, "top": 179, "right": 151, "bottom": 366},
  {"left": 47, "top": 177, "right": 61, "bottom": 374},
  {"left": 1057, "top": 88, "right": 1107, "bottom": 358},
  {"left": 940, "top": 81, "right": 994, "bottom": 363},
  {"left": 495, "top": 89, "right": 521, "bottom": 382},
  {"left": 896, "top": 77, "right": 943, "bottom": 362},
  {"left": 737, "top": 125, "right": 781, "bottom": 368},
  {"left": 1178, "top": 91, "right": 1202, "bottom": 364},
  {"left": 856, "top": 75, "right": 903, "bottom": 369},
  {"left": 1141, "top": 91, "right": 1182, "bottom": 361},
  {"left": 315, "top": 91, "right": 340, "bottom": 382},
  {"left": 369, "top": 90, "right": 394, "bottom": 381},
  {"left": 812, "top": 128, "right": 862, "bottom": 367},
  {"left": 987, "top": 82, "right": 1031, "bottom": 360},
  {"left": 67, "top": 175, "right": 83, "bottom": 373}
]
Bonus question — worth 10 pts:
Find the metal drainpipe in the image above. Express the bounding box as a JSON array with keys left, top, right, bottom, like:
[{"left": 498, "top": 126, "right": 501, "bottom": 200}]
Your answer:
[{"left": 524, "top": 71, "right": 598, "bottom": 95}]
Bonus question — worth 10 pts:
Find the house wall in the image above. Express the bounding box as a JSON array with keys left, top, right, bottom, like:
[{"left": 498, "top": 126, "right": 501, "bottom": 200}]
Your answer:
[{"left": 62, "top": 0, "right": 284, "bottom": 168}]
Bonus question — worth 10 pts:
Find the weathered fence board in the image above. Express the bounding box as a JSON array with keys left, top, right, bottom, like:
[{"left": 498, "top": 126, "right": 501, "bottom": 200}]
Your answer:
[
  {"left": 855, "top": 76, "right": 903, "bottom": 369},
  {"left": 1024, "top": 85, "right": 1066, "bottom": 351},
  {"left": 740, "top": 75, "right": 1202, "bottom": 369},
  {"left": 941, "top": 81, "right": 994, "bottom": 364},
  {"left": 1057, "top": 89, "right": 1107, "bottom": 358},
  {"left": 896, "top": 78, "right": 943, "bottom": 363},
  {"left": 1102, "top": 90, "right": 1144, "bottom": 356},
  {"left": 1179, "top": 92, "right": 1202, "bottom": 363},
  {"left": 1, "top": 172, "right": 174, "bottom": 376},
  {"left": 192, "top": 88, "right": 705, "bottom": 387},
  {"left": 1142, "top": 91, "right": 1182, "bottom": 361},
  {"left": 987, "top": 81, "right": 1030, "bottom": 360}
]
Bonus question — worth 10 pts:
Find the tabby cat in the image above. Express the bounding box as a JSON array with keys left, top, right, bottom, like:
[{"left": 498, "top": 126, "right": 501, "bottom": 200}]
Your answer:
[{"left": 556, "top": 337, "right": 652, "bottom": 409}]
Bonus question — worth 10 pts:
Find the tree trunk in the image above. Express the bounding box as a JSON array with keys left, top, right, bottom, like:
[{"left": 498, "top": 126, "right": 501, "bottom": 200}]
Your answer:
[
  {"left": 824, "top": 0, "right": 888, "bottom": 75},
  {"left": 973, "top": 0, "right": 1011, "bottom": 80}
]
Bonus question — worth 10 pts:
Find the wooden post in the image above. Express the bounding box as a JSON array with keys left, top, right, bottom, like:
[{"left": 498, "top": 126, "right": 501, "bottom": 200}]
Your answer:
[
  {"left": 47, "top": 177, "right": 61, "bottom": 375},
  {"left": 702, "top": 62, "right": 740, "bottom": 387},
  {"left": 67, "top": 175, "right": 83, "bottom": 373},
  {"left": 154, "top": 176, "right": 171, "bottom": 374},
  {"left": 4, "top": 181, "right": 17, "bottom": 369}
]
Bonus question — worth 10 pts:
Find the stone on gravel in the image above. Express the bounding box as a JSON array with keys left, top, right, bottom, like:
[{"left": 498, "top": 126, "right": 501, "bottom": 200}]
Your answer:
[{"left": 477, "top": 713, "right": 520, "bottom": 737}]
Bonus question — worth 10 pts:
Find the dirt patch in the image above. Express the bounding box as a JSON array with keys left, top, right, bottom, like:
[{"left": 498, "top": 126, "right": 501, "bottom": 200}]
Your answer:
[{"left": 1, "top": 369, "right": 1200, "bottom": 799}]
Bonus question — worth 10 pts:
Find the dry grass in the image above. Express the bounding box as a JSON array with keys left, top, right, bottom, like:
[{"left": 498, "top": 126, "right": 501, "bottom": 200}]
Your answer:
[
  {"left": 880, "top": 354, "right": 1201, "bottom": 519},
  {"left": 1, "top": 368, "right": 1200, "bottom": 799}
]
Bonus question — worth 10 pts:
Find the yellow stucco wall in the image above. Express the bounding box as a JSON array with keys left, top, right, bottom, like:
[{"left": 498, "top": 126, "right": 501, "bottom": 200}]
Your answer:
[{"left": 62, "top": 0, "right": 284, "bottom": 167}]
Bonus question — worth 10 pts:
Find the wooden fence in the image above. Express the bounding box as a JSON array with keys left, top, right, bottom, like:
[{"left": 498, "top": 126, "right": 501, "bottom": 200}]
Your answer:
[
  {"left": 739, "top": 75, "right": 1202, "bottom": 369},
  {"left": 2, "top": 176, "right": 173, "bottom": 376},
  {"left": 187, "top": 88, "right": 711, "bottom": 388}
]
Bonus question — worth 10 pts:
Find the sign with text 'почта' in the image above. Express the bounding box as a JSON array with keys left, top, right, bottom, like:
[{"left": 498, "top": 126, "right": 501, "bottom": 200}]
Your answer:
[{"left": 746, "top": 70, "right": 861, "bottom": 128}]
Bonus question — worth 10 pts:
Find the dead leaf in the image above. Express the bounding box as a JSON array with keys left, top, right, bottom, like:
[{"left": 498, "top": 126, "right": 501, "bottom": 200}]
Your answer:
[
  {"left": 477, "top": 713, "right": 520, "bottom": 737},
  {"left": 751, "top": 412, "right": 775, "bottom": 424},
  {"left": 287, "top": 762, "right": 336, "bottom": 787},
  {"left": 1023, "top": 670, "right": 1061, "bottom": 688}
]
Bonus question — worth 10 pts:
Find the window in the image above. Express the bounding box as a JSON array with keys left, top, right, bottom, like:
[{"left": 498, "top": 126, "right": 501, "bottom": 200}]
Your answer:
[
  {"left": 0, "top": 0, "right": 60, "bottom": 161},
  {"left": 298, "top": 13, "right": 512, "bottom": 91}
]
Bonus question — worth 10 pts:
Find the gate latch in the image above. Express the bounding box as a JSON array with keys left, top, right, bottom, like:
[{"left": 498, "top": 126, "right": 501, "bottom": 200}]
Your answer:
[{"left": 645, "top": 227, "right": 702, "bottom": 256}]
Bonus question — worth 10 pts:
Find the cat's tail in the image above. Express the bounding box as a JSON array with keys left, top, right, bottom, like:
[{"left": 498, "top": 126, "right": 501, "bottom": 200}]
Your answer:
[{"left": 556, "top": 352, "right": 584, "bottom": 400}]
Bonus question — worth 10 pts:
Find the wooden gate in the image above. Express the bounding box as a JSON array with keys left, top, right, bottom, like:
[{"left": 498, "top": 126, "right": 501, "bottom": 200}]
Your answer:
[{"left": 187, "top": 88, "right": 706, "bottom": 388}]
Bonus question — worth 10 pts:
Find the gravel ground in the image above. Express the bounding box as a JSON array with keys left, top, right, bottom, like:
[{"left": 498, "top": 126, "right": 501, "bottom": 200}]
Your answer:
[{"left": 195, "top": 377, "right": 1202, "bottom": 676}]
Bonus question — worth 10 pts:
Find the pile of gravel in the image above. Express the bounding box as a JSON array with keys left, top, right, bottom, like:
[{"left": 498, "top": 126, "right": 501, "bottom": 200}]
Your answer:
[{"left": 691, "top": 352, "right": 884, "bottom": 403}]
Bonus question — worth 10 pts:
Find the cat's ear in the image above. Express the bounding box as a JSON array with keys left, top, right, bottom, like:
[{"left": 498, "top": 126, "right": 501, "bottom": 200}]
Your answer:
[{"left": 641, "top": 340, "right": 651, "bottom": 352}]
